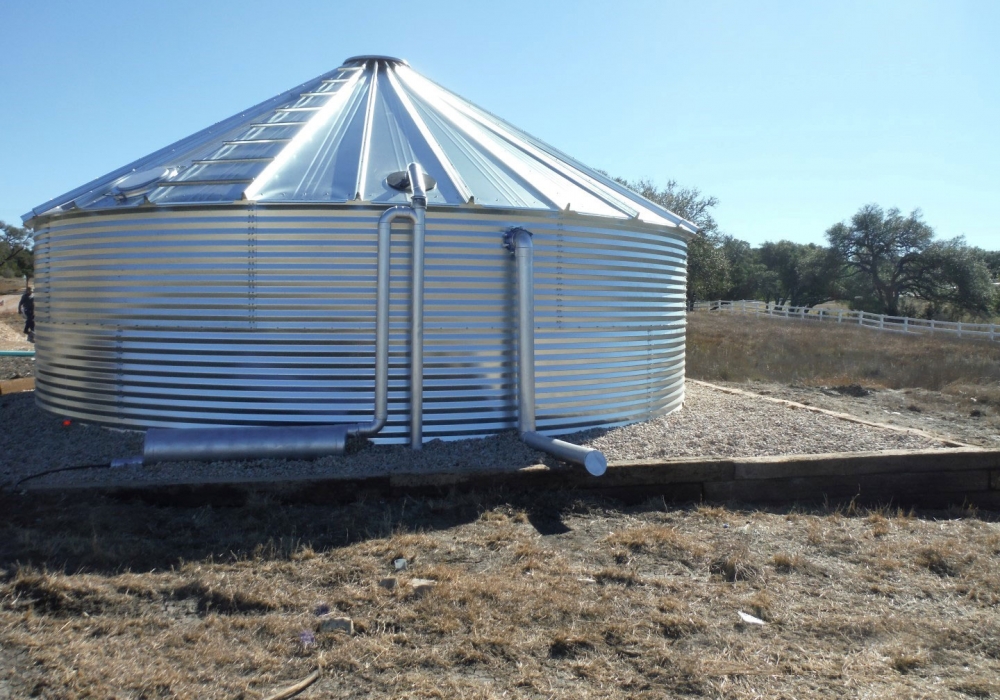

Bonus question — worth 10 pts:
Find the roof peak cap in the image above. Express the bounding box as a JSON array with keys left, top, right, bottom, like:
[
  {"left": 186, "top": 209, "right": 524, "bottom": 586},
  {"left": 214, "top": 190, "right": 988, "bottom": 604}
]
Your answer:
[{"left": 342, "top": 55, "right": 408, "bottom": 66}]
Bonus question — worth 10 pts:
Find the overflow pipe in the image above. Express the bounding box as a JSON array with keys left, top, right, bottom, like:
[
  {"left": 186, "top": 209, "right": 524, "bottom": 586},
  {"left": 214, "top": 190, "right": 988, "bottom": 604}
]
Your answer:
[{"left": 505, "top": 227, "right": 607, "bottom": 477}]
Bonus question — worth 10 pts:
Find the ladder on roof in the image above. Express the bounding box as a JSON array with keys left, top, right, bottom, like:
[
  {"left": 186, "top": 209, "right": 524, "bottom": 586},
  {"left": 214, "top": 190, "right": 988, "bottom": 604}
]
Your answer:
[{"left": 152, "top": 73, "right": 358, "bottom": 192}]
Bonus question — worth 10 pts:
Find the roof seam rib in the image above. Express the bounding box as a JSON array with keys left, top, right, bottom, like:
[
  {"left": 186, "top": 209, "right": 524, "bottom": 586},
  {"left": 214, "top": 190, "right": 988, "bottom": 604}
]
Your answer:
[
  {"left": 355, "top": 61, "right": 380, "bottom": 201},
  {"left": 242, "top": 68, "right": 365, "bottom": 202},
  {"left": 413, "top": 71, "right": 642, "bottom": 221},
  {"left": 387, "top": 66, "right": 473, "bottom": 203}
]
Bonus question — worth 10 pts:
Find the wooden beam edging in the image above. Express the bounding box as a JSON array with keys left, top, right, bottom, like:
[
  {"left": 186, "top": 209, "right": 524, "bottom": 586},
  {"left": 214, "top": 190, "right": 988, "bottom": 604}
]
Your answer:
[
  {"left": 0, "top": 377, "right": 34, "bottom": 395},
  {"left": 20, "top": 446, "right": 1000, "bottom": 510},
  {"left": 688, "top": 379, "right": 972, "bottom": 448}
]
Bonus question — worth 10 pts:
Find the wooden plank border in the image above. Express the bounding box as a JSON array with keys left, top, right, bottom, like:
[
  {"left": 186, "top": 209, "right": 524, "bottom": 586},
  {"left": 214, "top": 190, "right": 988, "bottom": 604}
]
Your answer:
[
  {"left": 0, "top": 377, "right": 34, "bottom": 395},
  {"left": 21, "top": 446, "right": 1000, "bottom": 510}
]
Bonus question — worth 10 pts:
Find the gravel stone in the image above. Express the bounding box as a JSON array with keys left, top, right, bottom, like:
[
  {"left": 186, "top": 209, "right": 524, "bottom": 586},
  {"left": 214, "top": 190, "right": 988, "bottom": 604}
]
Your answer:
[{"left": 0, "top": 382, "right": 943, "bottom": 491}]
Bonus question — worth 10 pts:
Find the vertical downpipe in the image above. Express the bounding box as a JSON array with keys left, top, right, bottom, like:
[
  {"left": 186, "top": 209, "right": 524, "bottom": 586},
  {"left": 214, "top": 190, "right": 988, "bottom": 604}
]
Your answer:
[
  {"left": 407, "top": 162, "right": 427, "bottom": 450},
  {"left": 514, "top": 232, "right": 535, "bottom": 434},
  {"left": 506, "top": 227, "right": 606, "bottom": 476}
]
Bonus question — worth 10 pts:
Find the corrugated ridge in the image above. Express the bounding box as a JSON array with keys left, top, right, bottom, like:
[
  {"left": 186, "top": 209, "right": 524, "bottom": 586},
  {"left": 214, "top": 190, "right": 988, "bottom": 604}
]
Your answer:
[{"left": 33, "top": 208, "right": 686, "bottom": 442}]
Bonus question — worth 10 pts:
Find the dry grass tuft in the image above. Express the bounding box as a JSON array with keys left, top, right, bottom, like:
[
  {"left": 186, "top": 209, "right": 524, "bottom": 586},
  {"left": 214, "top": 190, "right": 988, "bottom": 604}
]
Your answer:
[
  {"left": 915, "top": 546, "right": 964, "bottom": 578},
  {"left": 709, "top": 549, "right": 761, "bottom": 583},
  {"left": 890, "top": 649, "right": 928, "bottom": 674},
  {"left": 746, "top": 590, "right": 774, "bottom": 621},
  {"left": 867, "top": 513, "right": 892, "bottom": 538},
  {"left": 9, "top": 569, "right": 127, "bottom": 617},
  {"left": 952, "top": 679, "right": 1000, "bottom": 697},
  {"left": 656, "top": 613, "right": 705, "bottom": 639},
  {"left": 593, "top": 568, "right": 643, "bottom": 587},
  {"left": 548, "top": 635, "right": 596, "bottom": 659},
  {"left": 604, "top": 525, "right": 707, "bottom": 560},
  {"left": 770, "top": 552, "right": 805, "bottom": 572}
]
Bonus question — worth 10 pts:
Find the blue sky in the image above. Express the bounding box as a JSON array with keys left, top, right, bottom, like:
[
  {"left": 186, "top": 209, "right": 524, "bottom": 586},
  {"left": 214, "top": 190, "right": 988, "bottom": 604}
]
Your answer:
[{"left": 1, "top": 0, "right": 997, "bottom": 248}]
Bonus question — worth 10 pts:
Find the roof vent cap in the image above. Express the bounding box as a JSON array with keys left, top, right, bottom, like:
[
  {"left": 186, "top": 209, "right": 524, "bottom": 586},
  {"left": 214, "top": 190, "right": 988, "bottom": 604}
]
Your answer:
[
  {"left": 386, "top": 170, "right": 436, "bottom": 193},
  {"left": 343, "top": 55, "right": 408, "bottom": 66}
]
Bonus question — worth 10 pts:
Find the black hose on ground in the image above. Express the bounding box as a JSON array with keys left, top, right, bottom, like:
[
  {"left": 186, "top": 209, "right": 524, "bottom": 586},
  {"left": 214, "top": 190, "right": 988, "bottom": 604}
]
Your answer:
[{"left": 7, "top": 462, "right": 112, "bottom": 491}]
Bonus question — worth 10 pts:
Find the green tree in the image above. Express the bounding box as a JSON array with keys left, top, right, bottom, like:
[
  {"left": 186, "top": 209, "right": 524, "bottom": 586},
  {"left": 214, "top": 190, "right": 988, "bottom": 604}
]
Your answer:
[
  {"left": 826, "top": 205, "right": 935, "bottom": 316},
  {"left": 827, "top": 204, "right": 994, "bottom": 317},
  {"left": 686, "top": 232, "right": 731, "bottom": 304},
  {"left": 909, "top": 239, "right": 996, "bottom": 317},
  {"left": 613, "top": 177, "right": 729, "bottom": 306},
  {"left": 757, "top": 240, "right": 841, "bottom": 308},
  {"left": 719, "top": 235, "right": 766, "bottom": 300},
  {"left": 0, "top": 220, "right": 34, "bottom": 279},
  {"left": 982, "top": 250, "right": 1000, "bottom": 280}
]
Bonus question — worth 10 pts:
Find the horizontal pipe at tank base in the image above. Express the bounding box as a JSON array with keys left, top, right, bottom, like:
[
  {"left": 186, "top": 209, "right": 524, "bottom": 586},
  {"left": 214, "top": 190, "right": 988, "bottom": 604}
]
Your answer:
[
  {"left": 141, "top": 425, "right": 348, "bottom": 464},
  {"left": 114, "top": 163, "right": 431, "bottom": 467},
  {"left": 521, "top": 430, "right": 607, "bottom": 477},
  {"left": 506, "top": 226, "right": 607, "bottom": 477},
  {"left": 0, "top": 350, "right": 34, "bottom": 357}
]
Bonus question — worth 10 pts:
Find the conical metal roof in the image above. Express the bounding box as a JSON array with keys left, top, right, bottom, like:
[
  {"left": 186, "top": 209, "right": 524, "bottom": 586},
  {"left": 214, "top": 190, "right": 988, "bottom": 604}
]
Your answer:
[{"left": 25, "top": 56, "right": 694, "bottom": 231}]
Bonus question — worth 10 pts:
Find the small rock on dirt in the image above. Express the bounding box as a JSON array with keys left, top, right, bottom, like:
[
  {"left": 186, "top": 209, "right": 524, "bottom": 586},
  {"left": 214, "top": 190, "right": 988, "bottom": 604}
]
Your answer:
[
  {"left": 317, "top": 616, "right": 354, "bottom": 634},
  {"left": 409, "top": 578, "right": 436, "bottom": 596},
  {"left": 737, "top": 611, "right": 766, "bottom": 625},
  {"left": 394, "top": 558, "right": 408, "bottom": 571},
  {"left": 379, "top": 577, "right": 398, "bottom": 590}
]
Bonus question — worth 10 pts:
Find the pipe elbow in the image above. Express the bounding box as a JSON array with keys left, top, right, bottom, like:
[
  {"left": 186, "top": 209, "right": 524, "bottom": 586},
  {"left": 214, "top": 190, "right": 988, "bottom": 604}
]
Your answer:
[
  {"left": 378, "top": 205, "right": 416, "bottom": 227},
  {"left": 351, "top": 413, "right": 387, "bottom": 438},
  {"left": 504, "top": 227, "right": 533, "bottom": 254}
]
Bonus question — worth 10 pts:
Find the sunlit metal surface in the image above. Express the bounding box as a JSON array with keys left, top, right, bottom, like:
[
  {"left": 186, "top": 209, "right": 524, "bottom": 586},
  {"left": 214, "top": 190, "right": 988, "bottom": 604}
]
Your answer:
[
  {"left": 31, "top": 206, "right": 688, "bottom": 442},
  {"left": 27, "top": 56, "right": 692, "bottom": 443},
  {"left": 24, "top": 57, "right": 694, "bottom": 232}
]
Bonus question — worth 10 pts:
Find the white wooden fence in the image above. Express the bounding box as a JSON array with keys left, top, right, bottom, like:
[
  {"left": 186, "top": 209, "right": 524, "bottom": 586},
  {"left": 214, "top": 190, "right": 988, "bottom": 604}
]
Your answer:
[{"left": 692, "top": 300, "right": 999, "bottom": 343}]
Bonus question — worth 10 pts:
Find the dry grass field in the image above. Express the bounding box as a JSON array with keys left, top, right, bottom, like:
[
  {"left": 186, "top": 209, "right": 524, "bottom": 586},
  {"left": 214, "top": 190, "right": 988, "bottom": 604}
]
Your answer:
[
  {"left": 2, "top": 311, "right": 1000, "bottom": 698},
  {"left": 687, "top": 311, "right": 1000, "bottom": 403},
  {"left": 2, "top": 491, "right": 1000, "bottom": 699},
  {"left": 686, "top": 311, "right": 1000, "bottom": 447}
]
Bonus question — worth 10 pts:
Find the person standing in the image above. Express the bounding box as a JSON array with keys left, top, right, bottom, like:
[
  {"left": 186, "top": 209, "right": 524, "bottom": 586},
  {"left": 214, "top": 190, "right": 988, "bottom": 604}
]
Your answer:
[{"left": 18, "top": 285, "right": 35, "bottom": 342}]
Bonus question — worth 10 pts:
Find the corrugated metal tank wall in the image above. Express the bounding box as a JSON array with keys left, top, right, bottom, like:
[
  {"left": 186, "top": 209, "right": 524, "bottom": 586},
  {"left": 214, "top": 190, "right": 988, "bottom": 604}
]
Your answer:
[{"left": 32, "top": 206, "right": 687, "bottom": 442}]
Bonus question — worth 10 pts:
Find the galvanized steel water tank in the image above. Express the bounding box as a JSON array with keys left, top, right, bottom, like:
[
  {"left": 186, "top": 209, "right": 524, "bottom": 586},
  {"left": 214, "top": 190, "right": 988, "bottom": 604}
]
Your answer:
[{"left": 24, "top": 56, "right": 694, "bottom": 443}]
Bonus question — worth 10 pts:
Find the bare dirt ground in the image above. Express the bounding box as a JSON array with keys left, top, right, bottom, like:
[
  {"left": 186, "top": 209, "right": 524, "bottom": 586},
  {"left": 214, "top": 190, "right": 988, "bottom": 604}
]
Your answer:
[
  {"left": 0, "top": 313, "right": 32, "bottom": 352},
  {"left": 724, "top": 381, "right": 1000, "bottom": 449}
]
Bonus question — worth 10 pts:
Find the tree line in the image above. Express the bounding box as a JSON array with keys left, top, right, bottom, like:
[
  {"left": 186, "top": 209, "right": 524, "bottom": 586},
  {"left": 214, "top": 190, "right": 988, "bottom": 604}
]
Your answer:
[{"left": 618, "top": 178, "right": 1000, "bottom": 320}]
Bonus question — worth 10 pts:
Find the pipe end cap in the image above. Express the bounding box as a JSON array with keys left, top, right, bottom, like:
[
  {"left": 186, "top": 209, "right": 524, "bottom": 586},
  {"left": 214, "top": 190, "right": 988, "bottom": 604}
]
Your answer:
[{"left": 585, "top": 451, "right": 608, "bottom": 477}]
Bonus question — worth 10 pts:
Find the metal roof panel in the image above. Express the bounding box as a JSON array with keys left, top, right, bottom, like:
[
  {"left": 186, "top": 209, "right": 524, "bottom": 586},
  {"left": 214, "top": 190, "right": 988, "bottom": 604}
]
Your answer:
[{"left": 26, "top": 57, "right": 695, "bottom": 233}]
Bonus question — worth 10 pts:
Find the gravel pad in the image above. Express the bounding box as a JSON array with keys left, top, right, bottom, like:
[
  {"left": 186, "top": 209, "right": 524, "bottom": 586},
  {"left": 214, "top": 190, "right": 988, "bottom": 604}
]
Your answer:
[
  {"left": 1, "top": 382, "right": 942, "bottom": 490},
  {"left": 0, "top": 356, "right": 34, "bottom": 381}
]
